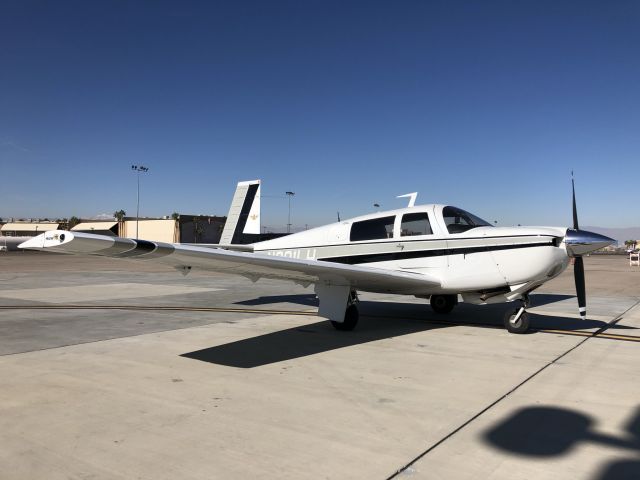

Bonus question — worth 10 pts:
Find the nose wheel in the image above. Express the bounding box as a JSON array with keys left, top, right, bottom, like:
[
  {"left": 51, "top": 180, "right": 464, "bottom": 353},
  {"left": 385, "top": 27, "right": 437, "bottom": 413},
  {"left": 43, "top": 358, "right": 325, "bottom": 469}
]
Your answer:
[{"left": 503, "top": 298, "right": 531, "bottom": 334}]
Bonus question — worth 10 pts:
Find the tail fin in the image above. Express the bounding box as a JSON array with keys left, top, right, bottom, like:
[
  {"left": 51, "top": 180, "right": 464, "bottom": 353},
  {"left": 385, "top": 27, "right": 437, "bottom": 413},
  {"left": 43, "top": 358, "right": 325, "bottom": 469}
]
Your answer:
[{"left": 220, "top": 179, "right": 261, "bottom": 245}]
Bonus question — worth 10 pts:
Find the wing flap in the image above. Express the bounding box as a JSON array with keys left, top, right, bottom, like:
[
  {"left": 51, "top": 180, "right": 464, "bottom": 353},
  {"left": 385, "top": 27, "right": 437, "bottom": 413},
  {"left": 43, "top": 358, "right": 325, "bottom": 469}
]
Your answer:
[{"left": 19, "top": 231, "right": 441, "bottom": 294}]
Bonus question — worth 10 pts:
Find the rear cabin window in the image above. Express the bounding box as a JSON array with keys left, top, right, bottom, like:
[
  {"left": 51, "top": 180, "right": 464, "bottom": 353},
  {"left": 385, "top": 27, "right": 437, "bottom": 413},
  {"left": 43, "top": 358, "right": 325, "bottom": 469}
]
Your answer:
[
  {"left": 350, "top": 216, "right": 395, "bottom": 241},
  {"left": 400, "top": 212, "right": 432, "bottom": 236}
]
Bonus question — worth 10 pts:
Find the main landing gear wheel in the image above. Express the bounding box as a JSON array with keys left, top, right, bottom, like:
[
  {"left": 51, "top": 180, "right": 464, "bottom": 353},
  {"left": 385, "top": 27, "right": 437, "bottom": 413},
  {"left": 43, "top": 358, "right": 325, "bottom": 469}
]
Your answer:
[
  {"left": 503, "top": 307, "right": 530, "bottom": 334},
  {"left": 430, "top": 294, "right": 457, "bottom": 314},
  {"left": 331, "top": 304, "right": 359, "bottom": 331}
]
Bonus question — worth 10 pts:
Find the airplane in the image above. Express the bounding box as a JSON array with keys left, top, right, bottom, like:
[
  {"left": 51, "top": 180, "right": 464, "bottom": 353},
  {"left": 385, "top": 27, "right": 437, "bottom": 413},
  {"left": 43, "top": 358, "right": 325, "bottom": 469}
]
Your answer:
[{"left": 19, "top": 178, "right": 614, "bottom": 334}]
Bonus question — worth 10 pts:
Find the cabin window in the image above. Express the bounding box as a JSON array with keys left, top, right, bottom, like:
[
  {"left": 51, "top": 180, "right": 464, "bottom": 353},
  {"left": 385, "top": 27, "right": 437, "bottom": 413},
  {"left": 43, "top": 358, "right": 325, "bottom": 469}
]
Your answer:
[
  {"left": 443, "top": 206, "right": 493, "bottom": 234},
  {"left": 400, "top": 212, "right": 432, "bottom": 236},
  {"left": 350, "top": 216, "right": 395, "bottom": 241}
]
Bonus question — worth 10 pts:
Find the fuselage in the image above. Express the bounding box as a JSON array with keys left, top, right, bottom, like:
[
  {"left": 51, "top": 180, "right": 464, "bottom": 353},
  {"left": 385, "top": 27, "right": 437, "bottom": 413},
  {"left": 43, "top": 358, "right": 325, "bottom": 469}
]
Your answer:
[{"left": 253, "top": 204, "right": 570, "bottom": 303}]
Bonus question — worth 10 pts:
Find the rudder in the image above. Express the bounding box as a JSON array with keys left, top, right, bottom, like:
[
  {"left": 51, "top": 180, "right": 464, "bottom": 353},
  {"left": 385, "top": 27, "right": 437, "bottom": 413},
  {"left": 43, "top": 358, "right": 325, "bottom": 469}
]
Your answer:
[{"left": 220, "top": 180, "right": 261, "bottom": 245}]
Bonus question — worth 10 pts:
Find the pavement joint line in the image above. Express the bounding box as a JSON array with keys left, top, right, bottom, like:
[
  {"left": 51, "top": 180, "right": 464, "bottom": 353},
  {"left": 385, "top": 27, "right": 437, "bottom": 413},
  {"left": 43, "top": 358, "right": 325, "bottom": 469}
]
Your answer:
[
  {"left": 386, "top": 299, "right": 640, "bottom": 479},
  {"left": 4, "top": 305, "right": 639, "bottom": 342},
  {"left": 0, "top": 308, "right": 319, "bottom": 358},
  {"left": 0, "top": 305, "right": 316, "bottom": 316}
]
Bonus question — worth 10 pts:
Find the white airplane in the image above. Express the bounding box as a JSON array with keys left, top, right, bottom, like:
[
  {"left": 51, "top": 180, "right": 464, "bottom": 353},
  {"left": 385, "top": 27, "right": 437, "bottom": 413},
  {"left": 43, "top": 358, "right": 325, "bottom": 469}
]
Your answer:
[{"left": 19, "top": 178, "right": 613, "bottom": 334}]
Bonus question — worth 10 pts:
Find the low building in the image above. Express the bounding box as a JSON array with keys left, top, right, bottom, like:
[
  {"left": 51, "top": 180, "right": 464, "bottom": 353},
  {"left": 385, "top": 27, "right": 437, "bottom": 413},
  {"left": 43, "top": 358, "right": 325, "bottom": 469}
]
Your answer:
[
  {"left": 174, "top": 215, "right": 226, "bottom": 244},
  {"left": 73, "top": 215, "right": 226, "bottom": 243},
  {"left": 120, "top": 218, "right": 177, "bottom": 243},
  {"left": 1, "top": 221, "right": 60, "bottom": 237},
  {"left": 0, "top": 221, "right": 60, "bottom": 251},
  {"left": 71, "top": 221, "right": 118, "bottom": 236}
]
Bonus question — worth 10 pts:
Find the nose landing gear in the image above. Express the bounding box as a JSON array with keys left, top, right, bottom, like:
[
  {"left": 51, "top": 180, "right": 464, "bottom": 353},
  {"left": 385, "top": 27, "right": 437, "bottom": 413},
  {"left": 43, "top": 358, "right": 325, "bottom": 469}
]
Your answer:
[{"left": 503, "top": 296, "right": 531, "bottom": 334}]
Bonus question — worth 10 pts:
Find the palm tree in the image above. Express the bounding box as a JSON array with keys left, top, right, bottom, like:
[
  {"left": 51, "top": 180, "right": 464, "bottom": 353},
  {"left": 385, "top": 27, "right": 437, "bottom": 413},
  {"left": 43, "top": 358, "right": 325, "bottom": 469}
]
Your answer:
[
  {"left": 113, "top": 210, "right": 126, "bottom": 221},
  {"left": 68, "top": 216, "right": 81, "bottom": 229}
]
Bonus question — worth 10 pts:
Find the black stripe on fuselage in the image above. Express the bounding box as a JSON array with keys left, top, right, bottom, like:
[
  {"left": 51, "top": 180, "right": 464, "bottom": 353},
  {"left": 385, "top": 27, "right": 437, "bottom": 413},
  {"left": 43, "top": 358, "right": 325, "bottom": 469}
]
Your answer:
[
  {"left": 320, "top": 241, "right": 555, "bottom": 265},
  {"left": 258, "top": 233, "right": 561, "bottom": 251}
]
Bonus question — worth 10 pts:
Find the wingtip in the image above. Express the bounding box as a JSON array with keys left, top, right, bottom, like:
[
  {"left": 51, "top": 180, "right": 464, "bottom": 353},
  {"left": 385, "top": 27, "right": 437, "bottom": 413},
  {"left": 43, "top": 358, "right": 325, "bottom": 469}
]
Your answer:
[
  {"left": 18, "top": 230, "right": 73, "bottom": 250},
  {"left": 18, "top": 234, "right": 46, "bottom": 250}
]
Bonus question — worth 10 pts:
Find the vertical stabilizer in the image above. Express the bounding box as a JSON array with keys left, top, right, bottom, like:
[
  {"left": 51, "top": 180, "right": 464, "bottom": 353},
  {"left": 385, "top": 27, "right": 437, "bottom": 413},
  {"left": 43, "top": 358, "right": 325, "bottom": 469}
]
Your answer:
[{"left": 220, "top": 180, "right": 261, "bottom": 244}]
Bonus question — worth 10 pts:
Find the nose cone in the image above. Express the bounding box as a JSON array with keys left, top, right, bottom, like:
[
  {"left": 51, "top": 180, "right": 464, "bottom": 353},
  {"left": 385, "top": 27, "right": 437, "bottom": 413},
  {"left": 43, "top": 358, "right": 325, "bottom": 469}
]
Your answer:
[{"left": 565, "top": 229, "right": 615, "bottom": 257}]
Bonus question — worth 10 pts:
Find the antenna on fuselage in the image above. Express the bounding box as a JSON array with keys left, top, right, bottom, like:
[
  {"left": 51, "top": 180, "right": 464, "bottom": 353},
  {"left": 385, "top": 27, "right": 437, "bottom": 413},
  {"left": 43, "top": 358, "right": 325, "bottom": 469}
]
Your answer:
[{"left": 397, "top": 192, "right": 418, "bottom": 208}]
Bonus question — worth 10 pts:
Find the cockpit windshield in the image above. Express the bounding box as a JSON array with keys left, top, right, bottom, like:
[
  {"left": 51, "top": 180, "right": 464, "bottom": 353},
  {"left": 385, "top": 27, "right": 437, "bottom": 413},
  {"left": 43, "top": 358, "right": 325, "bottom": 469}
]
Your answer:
[{"left": 442, "top": 206, "right": 493, "bottom": 234}]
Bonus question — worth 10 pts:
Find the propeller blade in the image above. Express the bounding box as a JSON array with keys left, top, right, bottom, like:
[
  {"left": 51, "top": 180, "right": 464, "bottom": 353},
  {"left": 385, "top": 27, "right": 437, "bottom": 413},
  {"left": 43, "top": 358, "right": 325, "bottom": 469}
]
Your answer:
[
  {"left": 572, "top": 173, "right": 579, "bottom": 230},
  {"left": 574, "top": 256, "right": 586, "bottom": 320}
]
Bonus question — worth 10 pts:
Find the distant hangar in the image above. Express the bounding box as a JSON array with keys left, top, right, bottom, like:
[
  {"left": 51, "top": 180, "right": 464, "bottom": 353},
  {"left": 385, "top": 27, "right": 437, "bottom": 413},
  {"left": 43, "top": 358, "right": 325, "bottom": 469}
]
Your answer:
[{"left": 0, "top": 215, "right": 227, "bottom": 249}]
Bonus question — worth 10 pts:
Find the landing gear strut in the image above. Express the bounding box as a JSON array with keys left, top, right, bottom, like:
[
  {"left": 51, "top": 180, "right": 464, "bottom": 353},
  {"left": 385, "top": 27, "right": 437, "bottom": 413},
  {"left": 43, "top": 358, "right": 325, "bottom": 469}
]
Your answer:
[
  {"left": 503, "top": 296, "right": 531, "bottom": 334},
  {"left": 430, "top": 294, "right": 458, "bottom": 314},
  {"left": 331, "top": 291, "right": 359, "bottom": 331}
]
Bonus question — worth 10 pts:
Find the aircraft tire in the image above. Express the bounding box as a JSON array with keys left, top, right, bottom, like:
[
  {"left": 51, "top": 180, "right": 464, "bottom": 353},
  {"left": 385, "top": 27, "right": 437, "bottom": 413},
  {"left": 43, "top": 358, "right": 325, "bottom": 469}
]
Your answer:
[
  {"left": 331, "top": 305, "right": 359, "bottom": 331},
  {"left": 504, "top": 309, "right": 530, "bottom": 334},
  {"left": 430, "top": 295, "right": 456, "bottom": 314}
]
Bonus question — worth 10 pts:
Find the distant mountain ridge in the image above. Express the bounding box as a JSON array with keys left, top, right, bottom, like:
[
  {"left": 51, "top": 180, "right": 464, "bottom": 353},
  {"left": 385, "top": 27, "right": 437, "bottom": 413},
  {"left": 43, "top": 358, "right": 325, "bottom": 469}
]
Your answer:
[{"left": 582, "top": 226, "right": 640, "bottom": 247}]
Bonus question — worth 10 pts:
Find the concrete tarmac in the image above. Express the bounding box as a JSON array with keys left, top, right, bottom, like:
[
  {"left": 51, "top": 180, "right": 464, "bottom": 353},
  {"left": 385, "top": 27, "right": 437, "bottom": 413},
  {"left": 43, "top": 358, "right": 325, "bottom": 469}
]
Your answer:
[{"left": 1, "top": 252, "right": 639, "bottom": 479}]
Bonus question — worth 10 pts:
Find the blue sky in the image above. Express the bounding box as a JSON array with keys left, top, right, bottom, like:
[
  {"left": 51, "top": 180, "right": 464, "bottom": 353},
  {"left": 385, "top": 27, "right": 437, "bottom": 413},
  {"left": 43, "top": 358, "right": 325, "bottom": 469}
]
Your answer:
[{"left": 1, "top": 1, "right": 639, "bottom": 230}]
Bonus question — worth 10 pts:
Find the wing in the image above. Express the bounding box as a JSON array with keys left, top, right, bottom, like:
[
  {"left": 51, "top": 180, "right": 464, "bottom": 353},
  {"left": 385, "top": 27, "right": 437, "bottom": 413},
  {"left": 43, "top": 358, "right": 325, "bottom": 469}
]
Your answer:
[{"left": 19, "top": 231, "right": 440, "bottom": 295}]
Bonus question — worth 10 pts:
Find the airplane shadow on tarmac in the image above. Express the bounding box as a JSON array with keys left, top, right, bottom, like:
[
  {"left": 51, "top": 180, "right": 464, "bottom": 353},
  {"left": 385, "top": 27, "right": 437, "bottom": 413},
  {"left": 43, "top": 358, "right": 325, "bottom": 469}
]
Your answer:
[
  {"left": 182, "top": 295, "right": 636, "bottom": 368},
  {"left": 233, "top": 293, "right": 577, "bottom": 309},
  {"left": 484, "top": 405, "right": 640, "bottom": 479},
  {"left": 181, "top": 314, "right": 448, "bottom": 368}
]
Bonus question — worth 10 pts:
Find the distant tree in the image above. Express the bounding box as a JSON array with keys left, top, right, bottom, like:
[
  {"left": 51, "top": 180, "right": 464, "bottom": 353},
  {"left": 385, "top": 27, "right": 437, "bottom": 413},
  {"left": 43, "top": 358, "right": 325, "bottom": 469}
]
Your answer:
[
  {"left": 171, "top": 212, "right": 180, "bottom": 220},
  {"left": 68, "top": 216, "right": 81, "bottom": 229},
  {"left": 113, "top": 210, "right": 126, "bottom": 221}
]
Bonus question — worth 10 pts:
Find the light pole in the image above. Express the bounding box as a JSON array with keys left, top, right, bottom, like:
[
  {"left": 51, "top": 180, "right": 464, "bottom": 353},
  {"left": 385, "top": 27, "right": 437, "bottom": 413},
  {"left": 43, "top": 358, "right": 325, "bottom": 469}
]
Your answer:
[
  {"left": 131, "top": 165, "right": 149, "bottom": 239},
  {"left": 285, "top": 191, "right": 295, "bottom": 234}
]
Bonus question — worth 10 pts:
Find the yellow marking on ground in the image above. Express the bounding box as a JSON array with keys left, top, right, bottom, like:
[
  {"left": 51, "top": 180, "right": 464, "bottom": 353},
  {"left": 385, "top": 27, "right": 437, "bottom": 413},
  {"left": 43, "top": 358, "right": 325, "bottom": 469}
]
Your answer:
[
  {"left": 595, "top": 332, "right": 640, "bottom": 342},
  {"left": 538, "top": 328, "right": 640, "bottom": 342},
  {"left": 537, "top": 329, "right": 593, "bottom": 337}
]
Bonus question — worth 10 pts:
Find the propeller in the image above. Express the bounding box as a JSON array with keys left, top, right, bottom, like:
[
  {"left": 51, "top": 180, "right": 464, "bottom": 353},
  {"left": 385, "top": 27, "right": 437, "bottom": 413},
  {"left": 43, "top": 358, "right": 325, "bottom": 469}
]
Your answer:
[
  {"left": 566, "top": 173, "right": 615, "bottom": 320},
  {"left": 571, "top": 174, "right": 587, "bottom": 320}
]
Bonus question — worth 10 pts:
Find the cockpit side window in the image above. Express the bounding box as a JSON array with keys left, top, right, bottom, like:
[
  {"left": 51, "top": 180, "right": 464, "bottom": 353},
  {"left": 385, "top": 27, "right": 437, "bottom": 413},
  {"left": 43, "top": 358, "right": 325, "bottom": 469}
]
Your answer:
[
  {"left": 443, "top": 206, "right": 493, "bottom": 234},
  {"left": 350, "top": 216, "right": 395, "bottom": 241},
  {"left": 400, "top": 212, "right": 432, "bottom": 236}
]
